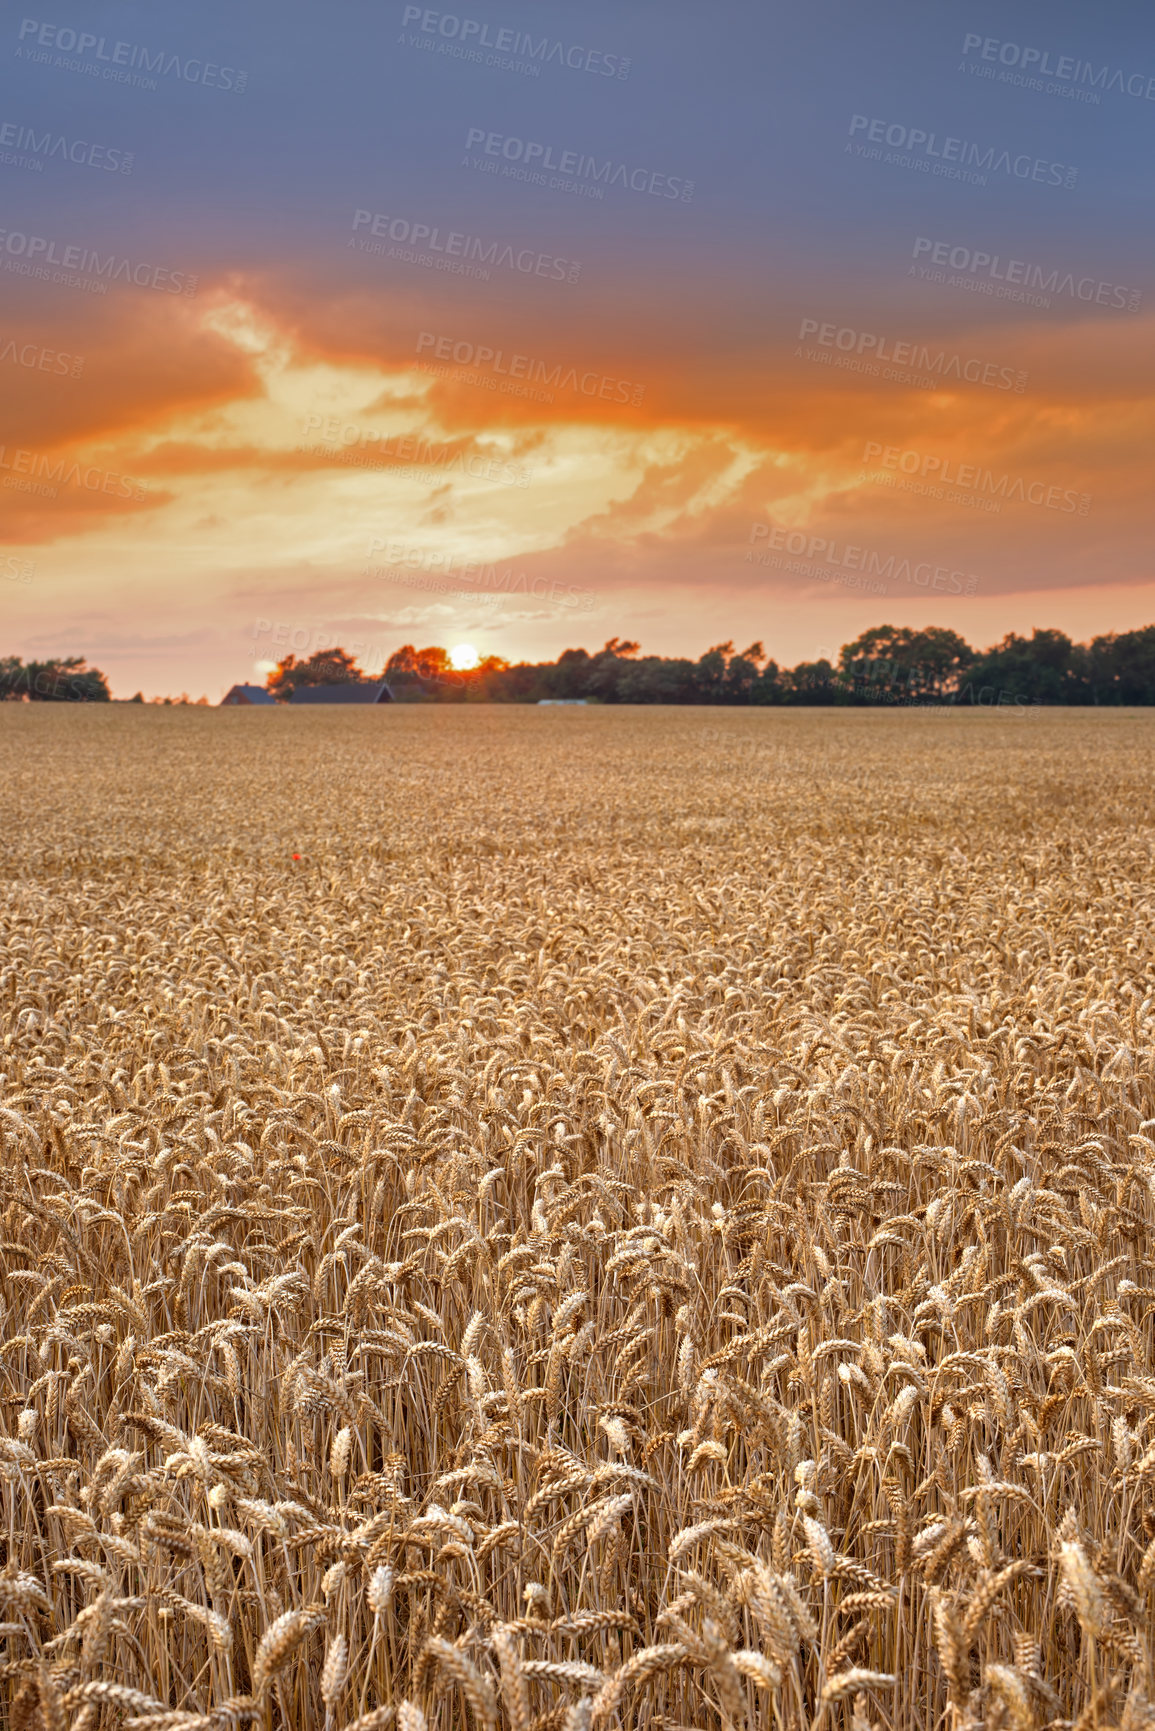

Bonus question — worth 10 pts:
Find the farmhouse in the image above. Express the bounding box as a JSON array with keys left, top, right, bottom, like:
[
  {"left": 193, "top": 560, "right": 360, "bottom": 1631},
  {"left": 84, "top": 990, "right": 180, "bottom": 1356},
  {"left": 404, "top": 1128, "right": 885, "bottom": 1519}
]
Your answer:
[
  {"left": 289, "top": 681, "right": 394, "bottom": 705},
  {"left": 220, "top": 684, "right": 277, "bottom": 705}
]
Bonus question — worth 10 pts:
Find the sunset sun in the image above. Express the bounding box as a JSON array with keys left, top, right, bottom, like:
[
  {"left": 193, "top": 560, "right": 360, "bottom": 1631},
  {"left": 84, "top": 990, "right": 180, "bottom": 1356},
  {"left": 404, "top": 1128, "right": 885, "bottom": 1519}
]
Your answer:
[{"left": 449, "top": 644, "right": 480, "bottom": 670}]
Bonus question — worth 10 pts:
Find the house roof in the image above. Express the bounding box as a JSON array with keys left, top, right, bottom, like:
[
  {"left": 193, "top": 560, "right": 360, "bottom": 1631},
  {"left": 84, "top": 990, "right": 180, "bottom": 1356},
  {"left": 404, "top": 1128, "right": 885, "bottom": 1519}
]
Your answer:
[
  {"left": 289, "top": 680, "right": 394, "bottom": 704},
  {"left": 220, "top": 684, "right": 278, "bottom": 705}
]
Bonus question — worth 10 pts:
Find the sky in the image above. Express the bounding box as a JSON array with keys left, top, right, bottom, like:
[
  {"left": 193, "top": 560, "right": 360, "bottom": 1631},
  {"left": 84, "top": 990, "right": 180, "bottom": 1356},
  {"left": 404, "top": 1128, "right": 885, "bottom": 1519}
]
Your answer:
[{"left": 1, "top": 0, "right": 1152, "bottom": 696}]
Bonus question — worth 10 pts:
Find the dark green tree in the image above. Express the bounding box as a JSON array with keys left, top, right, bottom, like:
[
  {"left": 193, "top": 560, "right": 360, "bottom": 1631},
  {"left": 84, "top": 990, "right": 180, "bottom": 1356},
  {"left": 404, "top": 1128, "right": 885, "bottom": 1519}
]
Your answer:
[
  {"left": 838, "top": 625, "right": 974, "bottom": 702},
  {"left": 783, "top": 658, "right": 838, "bottom": 704},
  {"left": 266, "top": 647, "right": 366, "bottom": 699},
  {"left": 1082, "top": 627, "right": 1155, "bottom": 705},
  {"left": 0, "top": 655, "right": 110, "bottom": 701},
  {"left": 960, "top": 629, "right": 1080, "bottom": 706}
]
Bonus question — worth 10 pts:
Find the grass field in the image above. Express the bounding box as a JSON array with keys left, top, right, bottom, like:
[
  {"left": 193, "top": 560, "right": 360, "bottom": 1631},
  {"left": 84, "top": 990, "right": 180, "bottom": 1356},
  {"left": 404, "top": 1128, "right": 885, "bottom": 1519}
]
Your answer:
[{"left": 2, "top": 705, "right": 1155, "bottom": 1731}]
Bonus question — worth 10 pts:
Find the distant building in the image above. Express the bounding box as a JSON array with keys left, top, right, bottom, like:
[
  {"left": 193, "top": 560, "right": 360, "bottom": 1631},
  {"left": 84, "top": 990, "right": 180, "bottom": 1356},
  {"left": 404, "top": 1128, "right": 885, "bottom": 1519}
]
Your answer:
[
  {"left": 538, "top": 699, "right": 588, "bottom": 705},
  {"left": 220, "top": 684, "right": 278, "bottom": 706},
  {"left": 289, "top": 681, "right": 394, "bottom": 705}
]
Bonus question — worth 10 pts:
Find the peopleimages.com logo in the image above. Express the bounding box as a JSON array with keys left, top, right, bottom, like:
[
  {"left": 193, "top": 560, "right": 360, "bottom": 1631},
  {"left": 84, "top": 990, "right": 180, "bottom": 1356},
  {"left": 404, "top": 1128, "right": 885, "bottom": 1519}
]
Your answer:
[
  {"left": 846, "top": 114, "right": 1077, "bottom": 189},
  {"left": 400, "top": 7, "right": 630, "bottom": 78},
  {"left": 860, "top": 442, "right": 1091, "bottom": 516},
  {"left": 463, "top": 128, "right": 693, "bottom": 201},
  {"left": 0, "top": 119, "right": 133, "bottom": 172},
  {"left": 15, "top": 19, "right": 247, "bottom": 91},
  {"left": 910, "top": 238, "right": 1140, "bottom": 313},
  {"left": 250, "top": 619, "right": 404, "bottom": 671},
  {"left": 747, "top": 523, "right": 980, "bottom": 596},
  {"left": 0, "top": 446, "right": 146, "bottom": 500},
  {"left": 300, "top": 414, "right": 533, "bottom": 489},
  {"left": 415, "top": 332, "right": 645, "bottom": 406},
  {"left": 0, "top": 335, "right": 83, "bottom": 376},
  {"left": 0, "top": 227, "right": 196, "bottom": 295},
  {"left": 350, "top": 210, "right": 581, "bottom": 283},
  {"left": 367, "top": 539, "right": 597, "bottom": 612},
  {"left": 797, "top": 318, "right": 1027, "bottom": 393},
  {"left": 961, "top": 34, "right": 1155, "bottom": 102}
]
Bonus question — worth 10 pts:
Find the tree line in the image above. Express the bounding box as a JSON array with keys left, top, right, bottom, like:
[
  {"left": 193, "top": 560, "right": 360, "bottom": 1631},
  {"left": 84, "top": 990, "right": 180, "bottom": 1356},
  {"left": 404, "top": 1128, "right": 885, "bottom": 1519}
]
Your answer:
[
  {"left": 0, "top": 658, "right": 210, "bottom": 703},
  {"left": 6, "top": 621, "right": 1155, "bottom": 704},
  {"left": 0, "top": 656, "right": 111, "bottom": 702},
  {"left": 267, "top": 623, "right": 1155, "bottom": 706}
]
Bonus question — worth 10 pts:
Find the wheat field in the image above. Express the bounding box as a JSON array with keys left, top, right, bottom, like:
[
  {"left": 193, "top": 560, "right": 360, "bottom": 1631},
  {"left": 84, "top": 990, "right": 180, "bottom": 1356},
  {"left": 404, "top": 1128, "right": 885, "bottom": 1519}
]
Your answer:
[{"left": 2, "top": 704, "right": 1154, "bottom": 1731}]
